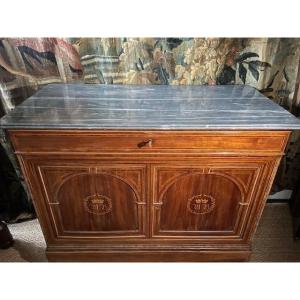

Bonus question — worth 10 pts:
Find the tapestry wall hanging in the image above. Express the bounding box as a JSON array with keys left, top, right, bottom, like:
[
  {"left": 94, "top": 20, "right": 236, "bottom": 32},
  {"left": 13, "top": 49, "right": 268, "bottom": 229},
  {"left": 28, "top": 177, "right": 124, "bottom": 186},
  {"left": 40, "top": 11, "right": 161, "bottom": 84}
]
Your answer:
[{"left": 0, "top": 38, "right": 299, "bottom": 192}]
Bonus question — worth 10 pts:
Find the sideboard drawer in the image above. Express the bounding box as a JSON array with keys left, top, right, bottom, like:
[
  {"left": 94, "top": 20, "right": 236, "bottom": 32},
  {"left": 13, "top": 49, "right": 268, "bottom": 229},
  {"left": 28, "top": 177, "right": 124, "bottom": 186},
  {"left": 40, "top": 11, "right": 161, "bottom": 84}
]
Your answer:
[{"left": 9, "top": 130, "right": 289, "bottom": 154}]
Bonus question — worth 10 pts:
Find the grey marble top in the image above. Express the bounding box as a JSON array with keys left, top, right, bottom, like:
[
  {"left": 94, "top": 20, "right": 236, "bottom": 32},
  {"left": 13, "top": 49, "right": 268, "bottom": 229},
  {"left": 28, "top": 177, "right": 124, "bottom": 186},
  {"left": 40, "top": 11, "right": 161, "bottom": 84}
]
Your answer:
[{"left": 1, "top": 83, "right": 300, "bottom": 130}]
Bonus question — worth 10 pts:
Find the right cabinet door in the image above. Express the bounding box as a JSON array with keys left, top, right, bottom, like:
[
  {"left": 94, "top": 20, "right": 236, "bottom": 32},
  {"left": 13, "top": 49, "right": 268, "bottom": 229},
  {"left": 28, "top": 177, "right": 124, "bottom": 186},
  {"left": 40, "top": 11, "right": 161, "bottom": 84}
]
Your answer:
[{"left": 151, "top": 157, "right": 277, "bottom": 239}]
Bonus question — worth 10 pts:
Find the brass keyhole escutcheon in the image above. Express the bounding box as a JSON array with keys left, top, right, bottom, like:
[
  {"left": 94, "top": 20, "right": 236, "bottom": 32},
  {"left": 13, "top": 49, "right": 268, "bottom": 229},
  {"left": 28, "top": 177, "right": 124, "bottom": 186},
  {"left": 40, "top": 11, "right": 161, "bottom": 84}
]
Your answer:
[{"left": 137, "top": 139, "right": 153, "bottom": 148}]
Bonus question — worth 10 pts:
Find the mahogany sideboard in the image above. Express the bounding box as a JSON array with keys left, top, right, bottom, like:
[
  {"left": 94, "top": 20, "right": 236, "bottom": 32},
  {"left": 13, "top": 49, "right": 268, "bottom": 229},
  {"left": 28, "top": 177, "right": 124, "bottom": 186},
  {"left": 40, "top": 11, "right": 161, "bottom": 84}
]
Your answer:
[{"left": 1, "top": 84, "right": 300, "bottom": 262}]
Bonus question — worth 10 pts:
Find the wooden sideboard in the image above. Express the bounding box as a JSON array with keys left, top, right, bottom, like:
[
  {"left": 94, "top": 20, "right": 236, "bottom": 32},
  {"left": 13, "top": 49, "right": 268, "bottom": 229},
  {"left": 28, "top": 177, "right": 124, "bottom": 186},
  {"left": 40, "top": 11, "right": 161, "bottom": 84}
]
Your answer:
[{"left": 1, "top": 84, "right": 300, "bottom": 261}]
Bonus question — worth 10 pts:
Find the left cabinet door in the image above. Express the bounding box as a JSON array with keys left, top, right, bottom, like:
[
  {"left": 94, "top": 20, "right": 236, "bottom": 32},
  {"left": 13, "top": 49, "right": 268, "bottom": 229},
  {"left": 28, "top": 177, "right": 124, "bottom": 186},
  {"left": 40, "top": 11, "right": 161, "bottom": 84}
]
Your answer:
[{"left": 22, "top": 157, "right": 148, "bottom": 239}]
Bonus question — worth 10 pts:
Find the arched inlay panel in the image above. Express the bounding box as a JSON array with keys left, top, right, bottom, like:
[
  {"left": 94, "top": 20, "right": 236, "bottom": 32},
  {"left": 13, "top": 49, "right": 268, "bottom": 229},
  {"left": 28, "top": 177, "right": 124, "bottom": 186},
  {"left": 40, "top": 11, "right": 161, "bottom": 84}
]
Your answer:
[
  {"left": 159, "top": 173, "right": 242, "bottom": 231},
  {"left": 152, "top": 165, "right": 259, "bottom": 237},
  {"left": 38, "top": 163, "right": 147, "bottom": 237},
  {"left": 56, "top": 173, "right": 139, "bottom": 232}
]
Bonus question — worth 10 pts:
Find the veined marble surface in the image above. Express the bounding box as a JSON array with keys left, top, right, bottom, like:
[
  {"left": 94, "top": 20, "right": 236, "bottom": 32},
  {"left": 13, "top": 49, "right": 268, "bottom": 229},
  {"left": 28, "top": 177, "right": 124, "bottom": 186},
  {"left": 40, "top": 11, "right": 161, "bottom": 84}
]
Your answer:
[{"left": 1, "top": 83, "right": 300, "bottom": 130}]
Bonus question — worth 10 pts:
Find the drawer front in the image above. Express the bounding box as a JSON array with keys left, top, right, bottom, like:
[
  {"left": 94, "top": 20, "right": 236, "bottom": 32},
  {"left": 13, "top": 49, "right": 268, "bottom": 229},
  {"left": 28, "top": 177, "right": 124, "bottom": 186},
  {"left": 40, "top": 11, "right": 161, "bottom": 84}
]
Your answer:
[{"left": 9, "top": 130, "right": 289, "bottom": 154}]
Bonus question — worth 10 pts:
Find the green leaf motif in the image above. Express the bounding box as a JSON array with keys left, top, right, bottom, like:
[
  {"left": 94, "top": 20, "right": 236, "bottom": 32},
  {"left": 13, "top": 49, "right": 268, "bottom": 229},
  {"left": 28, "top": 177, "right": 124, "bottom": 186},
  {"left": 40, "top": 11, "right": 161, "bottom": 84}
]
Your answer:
[
  {"left": 239, "top": 63, "right": 247, "bottom": 84},
  {"left": 250, "top": 60, "right": 271, "bottom": 68},
  {"left": 248, "top": 61, "right": 259, "bottom": 81},
  {"left": 235, "top": 52, "right": 259, "bottom": 63}
]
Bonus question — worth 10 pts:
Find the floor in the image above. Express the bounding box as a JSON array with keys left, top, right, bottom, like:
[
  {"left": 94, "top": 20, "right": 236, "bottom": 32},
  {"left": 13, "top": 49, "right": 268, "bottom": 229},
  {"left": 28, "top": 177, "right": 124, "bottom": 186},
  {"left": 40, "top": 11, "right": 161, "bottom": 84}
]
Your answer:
[{"left": 1, "top": 203, "right": 300, "bottom": 262}]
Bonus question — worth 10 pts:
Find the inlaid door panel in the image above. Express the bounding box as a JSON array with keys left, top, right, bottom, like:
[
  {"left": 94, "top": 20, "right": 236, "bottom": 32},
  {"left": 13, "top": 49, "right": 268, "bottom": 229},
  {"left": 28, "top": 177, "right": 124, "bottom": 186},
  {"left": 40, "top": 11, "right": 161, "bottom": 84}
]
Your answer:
[
  {"left": 36, "top": 162, "right": 147, "bottom": 238},
  {"left": 151, "top": 162, "right": 263, "bottom": 238}
]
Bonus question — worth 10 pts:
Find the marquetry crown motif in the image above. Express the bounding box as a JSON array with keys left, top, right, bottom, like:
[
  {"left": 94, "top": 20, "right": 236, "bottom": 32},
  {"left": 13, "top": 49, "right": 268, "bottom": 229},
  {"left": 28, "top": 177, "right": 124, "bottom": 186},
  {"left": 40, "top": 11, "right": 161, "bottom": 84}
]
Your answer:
[
  {"left": 187, "top": 194, "right": 216, "bottom": 214},
  {"left": 84, "top": 194, "right": 112, "bottom": 215}
]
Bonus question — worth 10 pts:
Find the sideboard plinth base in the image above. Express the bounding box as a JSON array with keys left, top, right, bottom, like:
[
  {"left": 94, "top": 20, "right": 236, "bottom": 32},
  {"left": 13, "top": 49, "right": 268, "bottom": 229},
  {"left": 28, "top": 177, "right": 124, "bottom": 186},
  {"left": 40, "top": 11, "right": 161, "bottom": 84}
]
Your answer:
[{"left": 46, "top": 249, "right": 251, "bottom": 262}]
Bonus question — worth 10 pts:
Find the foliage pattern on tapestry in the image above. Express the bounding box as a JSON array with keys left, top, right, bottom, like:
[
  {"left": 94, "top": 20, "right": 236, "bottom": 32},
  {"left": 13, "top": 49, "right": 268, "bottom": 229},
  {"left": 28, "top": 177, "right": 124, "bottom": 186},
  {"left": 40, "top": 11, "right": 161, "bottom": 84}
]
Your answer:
[{"left": 0, "top": 38, "right": 300, "bottom": 191}]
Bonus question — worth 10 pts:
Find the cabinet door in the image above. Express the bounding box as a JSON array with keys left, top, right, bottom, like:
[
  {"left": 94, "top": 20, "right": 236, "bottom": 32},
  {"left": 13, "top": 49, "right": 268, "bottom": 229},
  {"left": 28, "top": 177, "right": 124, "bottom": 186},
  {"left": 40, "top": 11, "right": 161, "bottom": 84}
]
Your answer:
[
  {"left": 151, "top": 159, "right": 268, "bottom": 239},
  {"left": 30, "top": 159, "right": 147, "bottom": 239}
]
